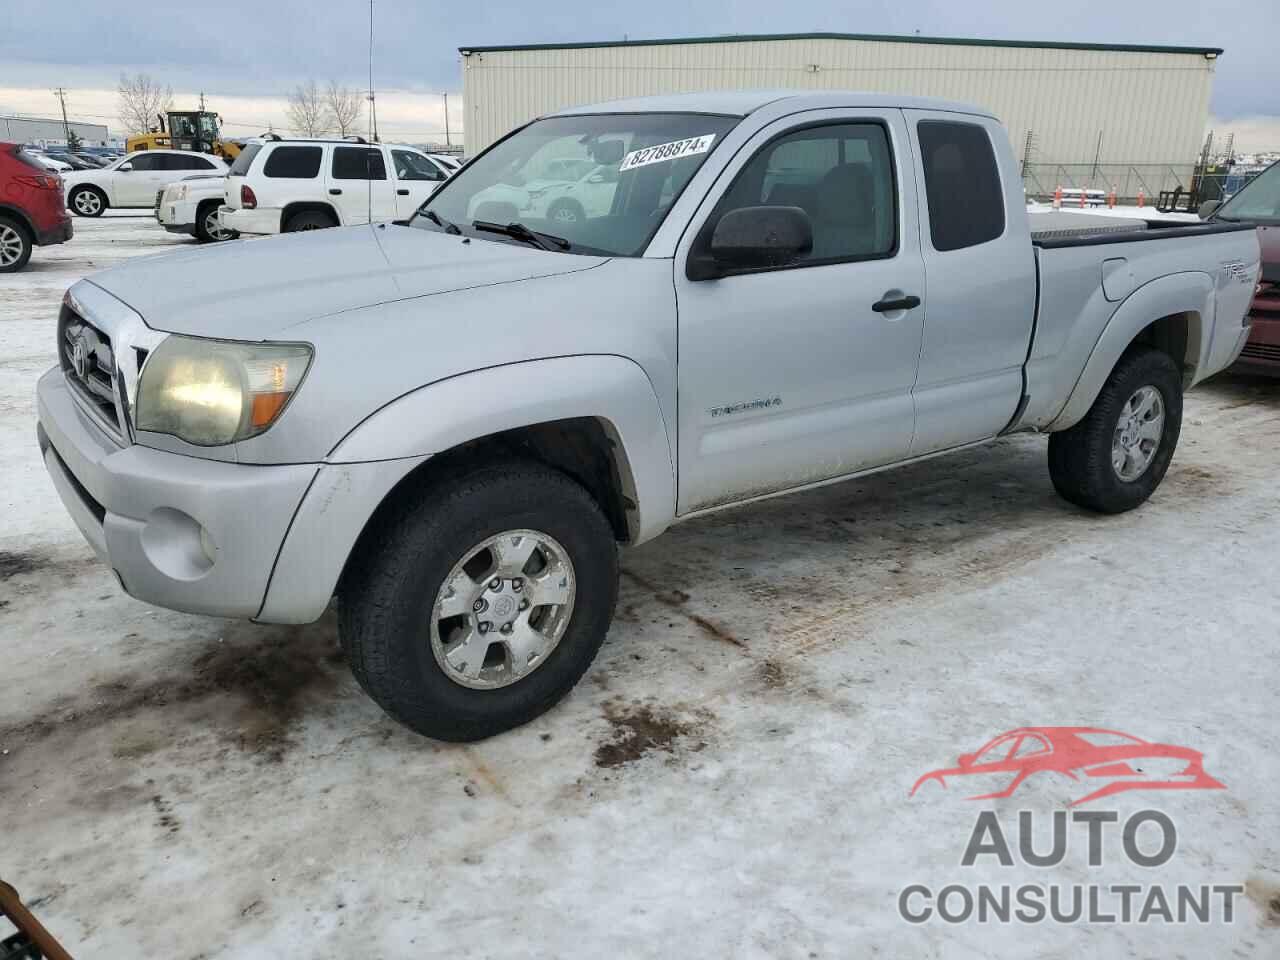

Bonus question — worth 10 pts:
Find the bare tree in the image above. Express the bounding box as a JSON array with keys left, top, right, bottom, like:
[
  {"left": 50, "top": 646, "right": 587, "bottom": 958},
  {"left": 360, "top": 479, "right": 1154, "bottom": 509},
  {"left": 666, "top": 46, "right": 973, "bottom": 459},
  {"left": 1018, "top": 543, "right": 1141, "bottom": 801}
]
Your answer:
[
  {"left": 325, "top": 81, "right": 365, "bottom": 137},
  {"left": 286, "top": 81, "right": 329, "bottom": 138},
  {"left": 117, "top": 73, "right": 174, "bottom": 136}
]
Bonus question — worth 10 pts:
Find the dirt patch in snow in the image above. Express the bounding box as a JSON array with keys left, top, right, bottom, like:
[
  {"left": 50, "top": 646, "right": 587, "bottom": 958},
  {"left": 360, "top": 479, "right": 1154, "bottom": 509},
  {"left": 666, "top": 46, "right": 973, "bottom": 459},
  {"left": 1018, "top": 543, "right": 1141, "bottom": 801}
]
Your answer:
[
  {"left": 593, "top": 701, "right": 708, "bottom": 769},
  {"left": 620, "top": 569, "right": 745, "bottom": 648},
  {"left": 0, "top": 550, "right": 52, "bottom": 580},
  {"left": 1244, "top": 877, "right": 1280, "bottom": 927},
  {"left": 0, "top": 619, "right": 346, "bottom": 766}
]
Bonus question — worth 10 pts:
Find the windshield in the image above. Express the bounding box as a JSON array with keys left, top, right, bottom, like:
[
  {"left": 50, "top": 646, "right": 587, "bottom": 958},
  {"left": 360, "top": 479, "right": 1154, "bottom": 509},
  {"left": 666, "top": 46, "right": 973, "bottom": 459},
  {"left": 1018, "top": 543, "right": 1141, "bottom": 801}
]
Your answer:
[
  {"left": 1217, "top": 160, "right": 1280, "bottom": 224},
  {"left": 413, "top": 113, "right": 739, "bottom": 256}
]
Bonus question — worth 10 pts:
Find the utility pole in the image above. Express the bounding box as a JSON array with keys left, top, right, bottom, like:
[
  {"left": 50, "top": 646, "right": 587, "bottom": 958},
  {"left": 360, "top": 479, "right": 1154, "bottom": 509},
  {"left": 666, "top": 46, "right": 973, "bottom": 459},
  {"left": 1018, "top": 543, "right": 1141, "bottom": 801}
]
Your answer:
[
  {"left": 53, "top": 87, "right": 70, "bottom": 141},
  {"left": 442, "top": 92, "right": 451, "bottom": 146},
  {"left": 199, "top": 91, "right": 206, "bottom": 111}
]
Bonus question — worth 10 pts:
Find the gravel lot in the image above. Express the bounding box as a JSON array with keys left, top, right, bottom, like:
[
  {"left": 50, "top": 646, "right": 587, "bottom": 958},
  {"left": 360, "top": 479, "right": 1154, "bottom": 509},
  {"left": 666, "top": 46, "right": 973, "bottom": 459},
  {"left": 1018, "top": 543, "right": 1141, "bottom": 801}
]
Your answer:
[{"left": 2, "top": 213, "right": 1279, "bottom": 958}]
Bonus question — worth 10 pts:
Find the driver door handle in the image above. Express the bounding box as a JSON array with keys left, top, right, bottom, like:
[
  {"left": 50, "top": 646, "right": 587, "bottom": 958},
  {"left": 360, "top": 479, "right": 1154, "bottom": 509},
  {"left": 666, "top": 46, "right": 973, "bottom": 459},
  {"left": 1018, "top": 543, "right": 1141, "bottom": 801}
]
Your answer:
[
  {"left": 397, "top": 188, "right": 410, "bottom": 196},
  {"left": 871, "top": 294, "right": 921, "bottom": 313},
  {"left": 329, "top": 188, "right": 343, "bottom": 196}
]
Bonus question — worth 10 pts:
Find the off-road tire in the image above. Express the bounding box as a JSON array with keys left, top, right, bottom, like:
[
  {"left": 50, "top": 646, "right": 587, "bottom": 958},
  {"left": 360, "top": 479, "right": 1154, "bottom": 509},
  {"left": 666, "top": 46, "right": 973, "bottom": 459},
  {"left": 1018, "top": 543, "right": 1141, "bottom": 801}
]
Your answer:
[
  {"left": 1048, "top": 346, "right": 1183, "bottom": 513},
  {"left": 0, "top": 215, "right": 33, "bottom": 272},
  {"left": 283, "top": 209, "right": 337, "bottom": 232},
  {"left": 69, "top": 185, "right": 107, "bottom": 218},
  {"left": 339, "top": 461, "right": 619, "bottom": 741}
]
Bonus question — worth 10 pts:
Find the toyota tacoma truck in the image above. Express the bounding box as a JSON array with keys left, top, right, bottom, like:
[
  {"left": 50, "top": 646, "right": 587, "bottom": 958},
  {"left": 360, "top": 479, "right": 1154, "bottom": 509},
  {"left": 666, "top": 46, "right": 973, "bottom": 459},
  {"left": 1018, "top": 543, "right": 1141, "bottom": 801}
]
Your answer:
[{"left": 36, "top": 92, "right": 1261, "bottom": 741}]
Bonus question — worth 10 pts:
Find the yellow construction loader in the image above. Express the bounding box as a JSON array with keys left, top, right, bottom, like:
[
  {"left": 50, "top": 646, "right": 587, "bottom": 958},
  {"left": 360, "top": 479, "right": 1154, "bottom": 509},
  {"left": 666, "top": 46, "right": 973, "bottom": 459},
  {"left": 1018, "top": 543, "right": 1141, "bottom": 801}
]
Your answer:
[{"left": 126, "top": 110, "right": 244, "bottom": 161}]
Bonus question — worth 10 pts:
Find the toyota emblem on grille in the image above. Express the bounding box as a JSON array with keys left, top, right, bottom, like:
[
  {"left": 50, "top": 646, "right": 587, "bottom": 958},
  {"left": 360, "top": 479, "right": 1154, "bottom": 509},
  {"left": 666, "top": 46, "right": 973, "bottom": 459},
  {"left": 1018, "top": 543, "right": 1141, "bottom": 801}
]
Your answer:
[{"left": 71, "top": 337, "right": 89, "bottom": 378}]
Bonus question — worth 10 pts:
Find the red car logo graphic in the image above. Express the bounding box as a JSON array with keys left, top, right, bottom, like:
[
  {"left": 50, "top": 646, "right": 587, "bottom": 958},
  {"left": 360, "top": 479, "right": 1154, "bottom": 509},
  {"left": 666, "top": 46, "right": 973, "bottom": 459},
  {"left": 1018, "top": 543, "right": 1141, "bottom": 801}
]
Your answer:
[{"left": 910, "top": 727, "right": 1225, "bottom": 807}]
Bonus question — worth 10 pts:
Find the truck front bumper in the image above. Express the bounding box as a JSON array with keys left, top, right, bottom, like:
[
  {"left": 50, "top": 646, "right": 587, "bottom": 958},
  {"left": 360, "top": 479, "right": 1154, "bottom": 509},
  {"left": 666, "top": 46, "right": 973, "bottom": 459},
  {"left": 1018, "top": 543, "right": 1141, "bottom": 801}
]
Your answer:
[
  {"left": 37, "top": 367, "right": 317, "bottom": 619},
  {"left": 218, "top": 205, "right": 280, "bottom": 236}
]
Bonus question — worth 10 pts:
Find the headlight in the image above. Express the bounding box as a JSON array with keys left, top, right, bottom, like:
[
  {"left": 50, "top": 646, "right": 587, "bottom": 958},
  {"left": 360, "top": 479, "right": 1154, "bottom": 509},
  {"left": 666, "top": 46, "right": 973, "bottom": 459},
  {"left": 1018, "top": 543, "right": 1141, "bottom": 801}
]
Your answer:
[
  {"left": 135, "top": 336, "right": 312, "bottom": 446},
  {"left": 175, "top": 184, "right": 189, "bottom": 200}
]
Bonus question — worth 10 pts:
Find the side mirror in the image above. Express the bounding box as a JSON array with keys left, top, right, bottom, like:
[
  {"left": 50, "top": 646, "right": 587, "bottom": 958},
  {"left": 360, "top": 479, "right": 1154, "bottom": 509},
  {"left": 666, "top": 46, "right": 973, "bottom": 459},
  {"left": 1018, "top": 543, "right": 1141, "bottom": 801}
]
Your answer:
[
  {"left": 958, "top": 753, "right": 977, "bottom": 767},
  {"left": 118, "top": 162, "right": 133, "bottom": 172},
  {"left": 687, "top": 205, "right": 813, "bottom": 280},
  {"left": 1197, "top": 199, "right": 1222, "bottom": 220}
]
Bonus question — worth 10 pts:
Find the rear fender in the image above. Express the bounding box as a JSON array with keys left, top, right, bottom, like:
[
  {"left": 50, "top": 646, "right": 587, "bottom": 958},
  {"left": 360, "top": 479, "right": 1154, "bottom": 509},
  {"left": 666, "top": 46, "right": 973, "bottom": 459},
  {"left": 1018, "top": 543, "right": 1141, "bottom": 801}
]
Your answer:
[{"left": 1047, "top": 272, "right": 1212, "bottom": 431}]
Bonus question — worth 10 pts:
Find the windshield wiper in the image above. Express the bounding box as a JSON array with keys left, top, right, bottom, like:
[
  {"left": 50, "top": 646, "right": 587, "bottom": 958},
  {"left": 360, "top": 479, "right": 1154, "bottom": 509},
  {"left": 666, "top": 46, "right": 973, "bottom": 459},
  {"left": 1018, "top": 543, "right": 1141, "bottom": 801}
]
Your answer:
[
  {"left": 472, "top": 219, "right": 570, "bottom": 251},
  {"left": 421, "top": 209, "right": 461, "bottom": 234}
]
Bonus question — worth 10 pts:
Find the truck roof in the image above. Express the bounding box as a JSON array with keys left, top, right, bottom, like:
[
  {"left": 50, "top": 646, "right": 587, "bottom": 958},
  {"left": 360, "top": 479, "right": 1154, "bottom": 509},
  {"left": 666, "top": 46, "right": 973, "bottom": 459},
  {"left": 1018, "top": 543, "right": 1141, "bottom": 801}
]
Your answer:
[{"left": 550, "top": 90, "right": 995, "bottom": 119}]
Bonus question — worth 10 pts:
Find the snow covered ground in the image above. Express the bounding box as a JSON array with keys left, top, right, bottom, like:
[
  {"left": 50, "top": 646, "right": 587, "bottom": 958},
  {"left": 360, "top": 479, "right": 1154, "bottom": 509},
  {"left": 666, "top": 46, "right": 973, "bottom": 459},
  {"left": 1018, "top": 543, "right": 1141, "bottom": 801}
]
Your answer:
[{"left": 2, "top": 214, "right": 1279, "bottom": 959}]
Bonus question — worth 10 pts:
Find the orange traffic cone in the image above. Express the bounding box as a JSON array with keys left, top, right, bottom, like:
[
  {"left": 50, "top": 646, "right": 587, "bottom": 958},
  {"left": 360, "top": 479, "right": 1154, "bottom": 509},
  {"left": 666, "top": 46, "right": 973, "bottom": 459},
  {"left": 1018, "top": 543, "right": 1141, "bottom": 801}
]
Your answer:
[
  {"left": 1079, "top": 189, "right": 1087, "bottom": 208},
  {"left": 1137, "top": 188, "right": 1145, "bottom": 208},
  {"left": 1053, "top": 185, "right": 1062, "bottom": 209},
  {"left": 1107, "top": 187, "right": 1117, "bottom": 208}
]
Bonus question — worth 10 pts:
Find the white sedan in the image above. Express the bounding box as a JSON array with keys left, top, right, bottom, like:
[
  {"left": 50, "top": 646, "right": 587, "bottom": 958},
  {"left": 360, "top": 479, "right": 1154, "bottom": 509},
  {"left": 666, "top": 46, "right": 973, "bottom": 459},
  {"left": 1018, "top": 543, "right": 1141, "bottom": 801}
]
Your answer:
[{"left": 63, "top": 149, "right": 227, "bottom": 218}]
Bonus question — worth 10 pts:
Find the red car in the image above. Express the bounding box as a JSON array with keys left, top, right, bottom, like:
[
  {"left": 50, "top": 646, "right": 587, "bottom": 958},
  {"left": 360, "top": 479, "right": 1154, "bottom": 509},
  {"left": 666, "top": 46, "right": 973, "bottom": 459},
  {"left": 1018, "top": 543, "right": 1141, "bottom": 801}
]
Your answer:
[
  {"left": 1205, "top": 159, "right": 1280, "bottom": 374},
  {"left": 0, "top": 141, "right": 73, "bottom": 273},
  {"left": 911, "top": 726, "right": 1225, "bottom": 807}
]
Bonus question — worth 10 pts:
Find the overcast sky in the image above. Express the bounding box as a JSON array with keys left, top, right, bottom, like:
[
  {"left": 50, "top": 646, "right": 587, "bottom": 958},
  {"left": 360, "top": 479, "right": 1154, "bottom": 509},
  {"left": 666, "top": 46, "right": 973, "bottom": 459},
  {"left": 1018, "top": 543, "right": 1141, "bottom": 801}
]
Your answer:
[{"left": 2, "top": 0, "right": 1276, "bottom": 147}]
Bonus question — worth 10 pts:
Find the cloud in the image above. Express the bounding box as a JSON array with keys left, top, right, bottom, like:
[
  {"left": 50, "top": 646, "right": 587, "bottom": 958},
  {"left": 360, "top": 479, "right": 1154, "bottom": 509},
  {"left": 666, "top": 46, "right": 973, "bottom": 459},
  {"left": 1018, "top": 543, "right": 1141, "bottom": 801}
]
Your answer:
[{"left": 1207, "top": 116, "right": 1280, "bottom": 156}]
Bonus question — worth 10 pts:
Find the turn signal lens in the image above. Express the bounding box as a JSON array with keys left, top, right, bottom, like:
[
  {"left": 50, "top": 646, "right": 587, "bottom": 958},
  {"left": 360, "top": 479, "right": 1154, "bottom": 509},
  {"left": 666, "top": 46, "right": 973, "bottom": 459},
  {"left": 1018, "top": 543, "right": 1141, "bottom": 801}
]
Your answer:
[{"left": 241, "top": 184, "right": 257, "bottom": 209}]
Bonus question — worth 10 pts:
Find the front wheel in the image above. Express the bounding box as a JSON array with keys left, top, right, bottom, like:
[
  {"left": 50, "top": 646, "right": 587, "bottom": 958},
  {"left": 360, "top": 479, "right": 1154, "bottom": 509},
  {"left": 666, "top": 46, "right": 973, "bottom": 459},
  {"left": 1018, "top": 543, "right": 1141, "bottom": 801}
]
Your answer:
[
  {"left": 339, "top": 461, "right": 619, "bottom": 741},
  {"left": 1048, "top": 346, "right": 1183, "bottom": 513},
  {"left": 69, "top": 185, "right": 106, "bottom": 218}
]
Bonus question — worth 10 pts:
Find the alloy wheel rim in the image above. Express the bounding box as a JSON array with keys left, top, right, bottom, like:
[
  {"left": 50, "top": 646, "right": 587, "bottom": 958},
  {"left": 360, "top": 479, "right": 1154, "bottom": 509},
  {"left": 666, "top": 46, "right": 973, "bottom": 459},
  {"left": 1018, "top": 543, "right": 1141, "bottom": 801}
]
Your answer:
[
  {"left": 553, "top": 207, "right": 577, "bottom": 223},
  {"left": 429, "top": 529, "right": 576, "bottom": 690},
  {"left": 1112, "top": 385, "right": 1164, "bottom": 481},
  {"left": 0, "top": 225, "right": 24, "bottom": 265},
  {"left": 75, "top": 191, "right": 100, "bottom": 215},
  {"left": 206, "top": 209, "right": 229, "bottom": 240}
]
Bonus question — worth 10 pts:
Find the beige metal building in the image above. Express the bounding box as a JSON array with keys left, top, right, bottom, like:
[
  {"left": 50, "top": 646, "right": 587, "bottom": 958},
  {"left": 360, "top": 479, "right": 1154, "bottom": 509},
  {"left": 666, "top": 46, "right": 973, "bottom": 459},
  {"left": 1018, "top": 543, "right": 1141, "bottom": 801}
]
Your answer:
[{"left": 459, "top": 31, "right": 1221, "bottom": 181}]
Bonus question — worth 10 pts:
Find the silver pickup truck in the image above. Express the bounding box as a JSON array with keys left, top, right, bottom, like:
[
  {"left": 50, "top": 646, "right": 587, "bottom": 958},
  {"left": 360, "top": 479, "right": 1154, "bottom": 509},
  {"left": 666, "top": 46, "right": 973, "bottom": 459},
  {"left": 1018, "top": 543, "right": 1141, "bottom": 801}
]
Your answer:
[{"left": 37, "top": 91, "right": 1260, "bottom": 740}]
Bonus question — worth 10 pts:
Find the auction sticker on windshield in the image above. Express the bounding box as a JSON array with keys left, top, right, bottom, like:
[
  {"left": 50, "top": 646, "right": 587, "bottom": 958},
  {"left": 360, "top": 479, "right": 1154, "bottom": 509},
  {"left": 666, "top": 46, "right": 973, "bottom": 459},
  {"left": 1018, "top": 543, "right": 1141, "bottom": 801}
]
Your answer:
[{"left": 619, "top": 135, "right": 717, "bottom": 172}]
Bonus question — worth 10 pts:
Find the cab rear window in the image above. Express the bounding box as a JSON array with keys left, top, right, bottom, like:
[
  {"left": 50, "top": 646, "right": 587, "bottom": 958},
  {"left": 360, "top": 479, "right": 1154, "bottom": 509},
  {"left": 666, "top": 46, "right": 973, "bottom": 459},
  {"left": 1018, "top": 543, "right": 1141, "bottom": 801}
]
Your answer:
[
  {"left": 228, "top": 144, "right": 261, "bottom": 176},
  {"left": 263, "top": 146, "right": 322, "bottom": 179}
]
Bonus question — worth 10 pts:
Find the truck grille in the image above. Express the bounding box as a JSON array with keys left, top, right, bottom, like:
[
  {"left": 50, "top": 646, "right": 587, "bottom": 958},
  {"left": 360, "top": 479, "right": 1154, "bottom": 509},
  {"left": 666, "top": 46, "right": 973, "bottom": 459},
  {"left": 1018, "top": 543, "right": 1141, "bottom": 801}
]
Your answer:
[
  {"left": 154, "top": 188, "right": 165, "bottom": 213},
  {"left": 1240, "top": 342, "right": 1280, "bottom": 363},
  {"left": 58, "top": 302, "right": 123, "bottom": 437}
]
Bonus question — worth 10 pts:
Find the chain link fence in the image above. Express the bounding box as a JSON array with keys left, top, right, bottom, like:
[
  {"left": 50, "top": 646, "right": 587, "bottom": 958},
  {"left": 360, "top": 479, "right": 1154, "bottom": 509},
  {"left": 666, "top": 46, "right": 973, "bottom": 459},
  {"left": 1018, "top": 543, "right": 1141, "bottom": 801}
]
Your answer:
[{"left": 1021, "top": 163, "right": 1261, "bottom": 206}]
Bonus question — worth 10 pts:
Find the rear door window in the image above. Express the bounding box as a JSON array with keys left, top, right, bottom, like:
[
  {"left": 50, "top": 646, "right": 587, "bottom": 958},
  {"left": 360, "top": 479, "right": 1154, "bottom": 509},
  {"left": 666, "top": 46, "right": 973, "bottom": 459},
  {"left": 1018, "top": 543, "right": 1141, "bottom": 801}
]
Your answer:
[
  {"left": 917, "top": 121, "right": 1005, "bottom": 251},
  {"left": 128, "top": 154, "right": 160, "bottom": 171},
  {"left": 332, "top": 147, "right": 387, "bottom": 180},
  {"left": 263, "top": 146, "right": 323, "bottom": 179}
]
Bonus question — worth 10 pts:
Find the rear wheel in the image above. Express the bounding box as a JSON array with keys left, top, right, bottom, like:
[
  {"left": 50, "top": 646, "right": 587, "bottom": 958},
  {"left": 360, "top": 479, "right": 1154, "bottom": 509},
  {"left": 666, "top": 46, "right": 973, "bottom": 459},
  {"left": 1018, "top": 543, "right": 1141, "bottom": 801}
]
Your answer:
[
  {"left": 339, "top": 461, "right": 619, "bottom": 741},
  {"left": 0, "top": 215, "right": 32, "bottom": 272},
  {"left": 1048, "top": 346, "right": 1183, "bottom": 513},
  {"left": 69, "top": 185, "right": 106, "bottom": 218},
  {"left": 283, "top": 209, "right": 337, "bottom": 232},
  {"left": 195, "top": 201, "right": 234, "bottom": 243}
]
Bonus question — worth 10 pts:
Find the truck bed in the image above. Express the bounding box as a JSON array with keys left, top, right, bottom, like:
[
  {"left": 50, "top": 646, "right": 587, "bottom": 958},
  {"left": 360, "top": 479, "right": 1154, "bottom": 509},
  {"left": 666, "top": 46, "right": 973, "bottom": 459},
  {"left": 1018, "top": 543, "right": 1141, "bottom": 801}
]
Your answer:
[{"left": 1028, "top": 212, "right": 1256, "bottom": 247}]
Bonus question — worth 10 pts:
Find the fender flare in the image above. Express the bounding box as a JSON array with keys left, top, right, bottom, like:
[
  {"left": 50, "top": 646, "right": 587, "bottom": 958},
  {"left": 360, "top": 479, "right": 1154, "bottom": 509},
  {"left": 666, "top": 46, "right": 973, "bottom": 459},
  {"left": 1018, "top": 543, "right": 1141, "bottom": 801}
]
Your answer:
[
  {"left": 329, "top": 354, "right": 677, "bottom": 544},
  {"left": 1047, "top": 272, "right": 1213, "bottom": 431}
]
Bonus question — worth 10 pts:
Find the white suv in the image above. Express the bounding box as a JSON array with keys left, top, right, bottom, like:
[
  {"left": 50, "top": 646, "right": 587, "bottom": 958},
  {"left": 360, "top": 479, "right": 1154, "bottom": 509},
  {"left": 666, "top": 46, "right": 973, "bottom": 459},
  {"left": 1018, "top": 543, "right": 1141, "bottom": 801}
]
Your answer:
[{"left": 219, "top": 137, "right": 453, "bottom": 234}]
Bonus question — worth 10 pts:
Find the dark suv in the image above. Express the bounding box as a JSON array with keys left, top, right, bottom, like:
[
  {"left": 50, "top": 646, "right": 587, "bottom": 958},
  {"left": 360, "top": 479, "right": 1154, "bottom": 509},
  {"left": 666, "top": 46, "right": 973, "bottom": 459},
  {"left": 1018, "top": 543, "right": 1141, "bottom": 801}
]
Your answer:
[
  {"left": 1205, "top": 159, "right": 1280, "bottom": 374},
  {"left": 0, "top": 142, "right": 73, "bottom": 272}
]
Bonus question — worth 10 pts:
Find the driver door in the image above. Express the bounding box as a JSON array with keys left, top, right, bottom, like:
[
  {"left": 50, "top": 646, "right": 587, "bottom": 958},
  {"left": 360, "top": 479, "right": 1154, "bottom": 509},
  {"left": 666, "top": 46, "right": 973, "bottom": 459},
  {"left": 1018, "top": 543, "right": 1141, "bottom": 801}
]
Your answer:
[
  {"left": 674, "top": 109, "right": 925, "bottom": 513},
  {"left": 115, "top": 153, "right": 174, "bottom": 205}
]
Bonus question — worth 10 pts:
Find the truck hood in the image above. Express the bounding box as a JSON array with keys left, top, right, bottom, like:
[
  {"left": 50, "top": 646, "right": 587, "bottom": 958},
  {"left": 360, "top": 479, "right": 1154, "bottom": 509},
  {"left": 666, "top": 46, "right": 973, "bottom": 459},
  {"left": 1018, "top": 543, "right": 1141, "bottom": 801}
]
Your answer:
[{"left": 89, "top": 224, "right": 608, "bottom": 341}]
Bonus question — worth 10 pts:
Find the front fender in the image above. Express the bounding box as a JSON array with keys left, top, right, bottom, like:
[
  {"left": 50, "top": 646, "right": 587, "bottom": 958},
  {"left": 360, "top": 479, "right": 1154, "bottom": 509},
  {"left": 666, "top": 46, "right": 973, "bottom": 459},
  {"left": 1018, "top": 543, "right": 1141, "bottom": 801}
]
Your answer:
[
  {"left": 333, "top": 353, "right": 677, "bottom": 542},
  {"left": 1047, "top": 272, "right": 1212, "bottom": 431},
  {"left": 257, "top": 355, "right": 676, "bottom": 624}
]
